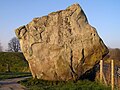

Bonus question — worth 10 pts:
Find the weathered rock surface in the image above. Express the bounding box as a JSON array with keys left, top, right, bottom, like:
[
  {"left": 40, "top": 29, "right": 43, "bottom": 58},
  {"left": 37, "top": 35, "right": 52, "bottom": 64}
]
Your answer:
[{"left": 15, "top": 3, "right": 108, "bottom": 81}]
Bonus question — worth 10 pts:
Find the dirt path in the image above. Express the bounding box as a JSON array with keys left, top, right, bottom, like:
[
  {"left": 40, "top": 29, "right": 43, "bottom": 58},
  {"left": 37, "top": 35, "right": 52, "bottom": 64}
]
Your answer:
[{"left": 0, "top": 77, "right": 30, "bottom": 90}]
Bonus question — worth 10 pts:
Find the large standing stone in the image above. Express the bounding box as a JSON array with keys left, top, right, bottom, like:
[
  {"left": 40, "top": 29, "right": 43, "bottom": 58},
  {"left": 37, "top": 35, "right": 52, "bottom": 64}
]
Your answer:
[{"left": 15, "top": 3, "right": 108, "bottom": 81}]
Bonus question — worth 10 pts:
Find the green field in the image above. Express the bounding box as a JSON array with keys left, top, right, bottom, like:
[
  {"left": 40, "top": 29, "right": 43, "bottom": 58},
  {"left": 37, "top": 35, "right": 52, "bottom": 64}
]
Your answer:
[{"left": 0, "top": 52, "right": 29, "bottom": 72}]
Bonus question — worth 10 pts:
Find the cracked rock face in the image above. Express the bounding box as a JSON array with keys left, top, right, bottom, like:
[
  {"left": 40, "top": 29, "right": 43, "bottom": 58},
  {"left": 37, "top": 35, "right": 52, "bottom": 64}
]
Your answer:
[{"left": 15, "top": 3, "right": 108, "bottom": 81}]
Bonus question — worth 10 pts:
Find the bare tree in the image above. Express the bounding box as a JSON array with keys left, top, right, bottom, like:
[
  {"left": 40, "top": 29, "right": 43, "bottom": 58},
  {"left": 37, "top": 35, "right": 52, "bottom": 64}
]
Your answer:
[
  {"left": 8, "top": 37, "right": 21, "bottom": 52},
  {"left": 0, "top": 42, "right": 3, "bottom": 52}
]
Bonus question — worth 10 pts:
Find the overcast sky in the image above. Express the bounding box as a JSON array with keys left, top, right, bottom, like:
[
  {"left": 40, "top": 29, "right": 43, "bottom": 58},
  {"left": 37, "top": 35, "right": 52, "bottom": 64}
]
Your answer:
[{"left": 0, "top": 0, "right": 120, "bottom": 50}]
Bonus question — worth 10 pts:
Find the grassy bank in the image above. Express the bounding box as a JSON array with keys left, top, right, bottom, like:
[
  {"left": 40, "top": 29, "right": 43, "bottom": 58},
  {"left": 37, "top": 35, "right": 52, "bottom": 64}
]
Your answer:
[
  {"left": 19, "top": 78, "right": 111, "bottom": 90},
  {"left": 0, "top": 52, "right": 29, "bottom": 72},
  {"left": 0, "top": 72, "right": 31, "bottom": 80}
]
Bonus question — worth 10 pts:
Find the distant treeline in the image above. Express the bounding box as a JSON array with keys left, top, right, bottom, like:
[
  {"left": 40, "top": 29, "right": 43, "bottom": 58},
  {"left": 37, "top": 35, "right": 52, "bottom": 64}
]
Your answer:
[
  {"left": 104, "top": 48, "right": 120, "bottom": 66},
  {"left": 0, "top": 52, "right": 29, "bottom": 72}
]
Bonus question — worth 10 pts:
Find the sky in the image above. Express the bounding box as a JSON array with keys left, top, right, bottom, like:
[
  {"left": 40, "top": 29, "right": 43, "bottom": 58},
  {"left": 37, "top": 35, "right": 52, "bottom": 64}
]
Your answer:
[{"left": 0, "top": 0, "right": 120, "bottom": 50}]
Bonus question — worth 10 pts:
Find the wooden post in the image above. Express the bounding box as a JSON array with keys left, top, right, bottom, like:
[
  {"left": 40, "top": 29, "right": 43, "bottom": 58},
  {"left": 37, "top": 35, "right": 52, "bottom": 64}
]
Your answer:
[
  {"left": 111, "top": 59, "right": 114, "bottom": 90},
  {"left": 100, "top": 59, "right": 103, "bottom": 83},
  {"left": 102, "top": 72, "right": 107, "bottom": 85}
]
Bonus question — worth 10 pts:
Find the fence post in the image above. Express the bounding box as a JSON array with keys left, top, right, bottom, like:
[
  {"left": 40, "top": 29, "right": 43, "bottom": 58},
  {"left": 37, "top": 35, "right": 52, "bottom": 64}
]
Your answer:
[{"left": 111, "top": 59, "right": 114, "bottom": 90}]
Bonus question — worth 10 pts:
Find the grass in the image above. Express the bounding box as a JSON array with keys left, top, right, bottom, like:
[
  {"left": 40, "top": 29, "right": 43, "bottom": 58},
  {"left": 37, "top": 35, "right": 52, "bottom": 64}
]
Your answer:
[
  {"left": 19, "top": 78, "right": 111, "bottom": 90},
  {"left": 0, "top": 72, "right": 31, "bottom": 80},
  {"left": 0, "top": 52, "right": 29, "bottom": 72}
]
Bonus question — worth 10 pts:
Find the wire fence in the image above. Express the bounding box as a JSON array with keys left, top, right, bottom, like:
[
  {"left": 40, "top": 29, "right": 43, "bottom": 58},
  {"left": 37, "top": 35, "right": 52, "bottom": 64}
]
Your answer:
[{"left": 102, "top": 63, "right": 120, "bottom": 89}]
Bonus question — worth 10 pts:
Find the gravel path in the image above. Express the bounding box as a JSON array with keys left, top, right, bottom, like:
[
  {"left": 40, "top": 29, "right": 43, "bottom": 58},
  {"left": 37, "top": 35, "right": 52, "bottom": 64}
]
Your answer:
[{"left": 0, "top": 77, "right": 30, "bottom": 90}]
